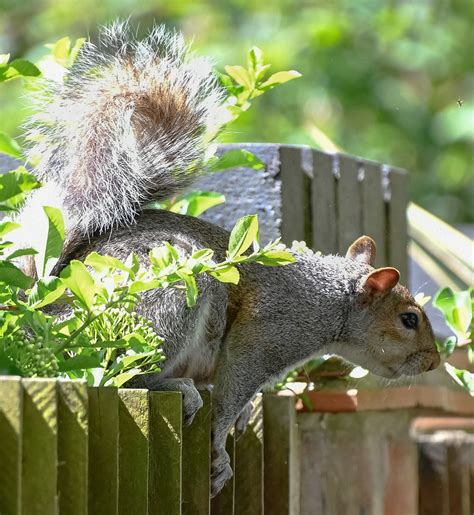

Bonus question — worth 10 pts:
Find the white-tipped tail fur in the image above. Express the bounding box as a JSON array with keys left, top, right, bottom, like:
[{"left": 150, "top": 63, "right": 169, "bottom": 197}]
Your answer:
[{"left": 24, "top": 21, "right": 223, "bottom": 243}]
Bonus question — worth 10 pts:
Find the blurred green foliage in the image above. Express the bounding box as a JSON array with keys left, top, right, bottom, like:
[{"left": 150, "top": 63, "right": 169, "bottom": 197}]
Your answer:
[{"left": 0, "top": 0, "right": 472, "bottom": 222}]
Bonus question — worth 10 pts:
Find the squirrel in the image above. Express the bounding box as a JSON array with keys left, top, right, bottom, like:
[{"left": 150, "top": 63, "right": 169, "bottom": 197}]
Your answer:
[{"left": 16, "top": 21, "right": 440, "bottom": 497}]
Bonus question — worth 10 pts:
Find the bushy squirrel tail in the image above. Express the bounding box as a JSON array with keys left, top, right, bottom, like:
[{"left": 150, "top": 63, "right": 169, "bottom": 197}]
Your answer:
[{"left": 26, "top": 21, "right": 223, "bottom": 241}]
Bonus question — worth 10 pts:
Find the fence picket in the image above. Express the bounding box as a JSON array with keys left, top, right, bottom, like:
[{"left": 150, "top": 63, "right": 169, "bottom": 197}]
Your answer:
[
  {"left": 337, "top": 154, "right": 363, "bottom": 254},
  {"left": 88, "top": 386, "right": 119, "bottom": 514},
  {"left": 0, "top": 376, "right": 22, "bottom": 515},
  {"left": 211, "top": 431, "right": 235, "bottom": 515},
  {"left": 21, "top": 378, "right": 58, "bottom": 515},
  {"left": 311, "top": 150, "right": 337, "bottom": 254},
  {"left": 149, "top": 391, "right": 183, "bottom": 514},
  {"left": 386, "top": 167, "right": 409, "bottom": 283},
  {"left": 359, "top": 159, "right": 387, "bottom": 267},
  {"left": 57, "top": 380, "right": 88, "bottom": 515},
  {"left": 234, "top": 395, "right": 264, "bottom": 515},
  {"left": 263, "top": 394, "right": 299, "bottom": 515},
  {"left": 280, "top": 145, "right": 312, "bottom": 246},
  {"left": 182, "top": 390, "right": 211, "bottom": 515},
  {"left": 118, "top": 389, "right": 150, "bottom": 515}
]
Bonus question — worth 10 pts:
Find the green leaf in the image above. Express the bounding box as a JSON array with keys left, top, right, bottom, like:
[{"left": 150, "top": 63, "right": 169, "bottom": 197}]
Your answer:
[
  {"left": 28, "top": 276, "right": 66, "bottom": 308},
  {"left": 0, "top": 132, "right": 22, "bottom": 158},
  {"left": 0, "top": 261, "right": 34, "bottom": 288},
  {"left": 209, "top": 149, "right": 264, "bottom": 173},
  {"left": 0, "top": 54, "right": 10, "bottom": 65},
  {"left": 58, "top": 354, "right": 102, "bottom": 372},
  {"left": 433, "top": 288, "right": 472, "bottom": 337},
  {"left": 128, "top": 279, "right": 161, "bottom": 294},
  {"left": 61, "top": 260, "right": 96, "bottom": 310},
  {"left": 209, "top": 265, "right": 240, "bottom": 284},
  {"left": 259, "top": 70, "right": 302, "bottom": 91},
  {"left": 0, "top": 168, "right": 41, "bottom": 210},
  {"left": 50, "top": 37, "right": 71, "bottom": 65},
  {"left": 0, "top": 220, "right": 20, "bottom": 238},
  {"left": 0, "top": 350, "right": 23, "bottom": 376},
  {"left": 35, "top": 206, "right": 64, "bottom": 278},
  {"left": 69, "top": 38, "right": 86, "bottom": 65},
  {"left": 84, "top": 252, "right": 132, "bottom": 274},
  {"left": 0, "top": 59, "right": 40, "bottom": 82},
  {"left": 108, "top": 370, "right": 141, "bottom": 388},
  {"left": 224, "top": 65, "right": 253, "bottom": 89},
  {"left": 254, "top": 250, "right": 296, "bottom": 266},
  {"left": 177, "top": 271, "right": 198, "bottom": 307},
  {"left": 5, "top": 247, "right": 38, "bottom": 261},
  {"left": 169, "top": 191, "right": 225, "bottom": 216},
  {"left": 228, "top": 215, "right": 259, "bottom": 258}
]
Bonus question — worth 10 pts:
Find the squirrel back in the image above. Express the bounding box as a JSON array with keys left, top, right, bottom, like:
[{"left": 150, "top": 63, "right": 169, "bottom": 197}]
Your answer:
[{"left": 22, "top": 21, "right": 223, "bottom": 252}]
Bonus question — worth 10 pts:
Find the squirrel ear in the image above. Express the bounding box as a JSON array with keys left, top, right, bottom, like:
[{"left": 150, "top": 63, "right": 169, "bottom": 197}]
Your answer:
[
  {"left": 362, "top": 267, "right": 400, "bottom": 295},
  {"left": 346, "top": 236, "right": 376, "bottom": 266}
]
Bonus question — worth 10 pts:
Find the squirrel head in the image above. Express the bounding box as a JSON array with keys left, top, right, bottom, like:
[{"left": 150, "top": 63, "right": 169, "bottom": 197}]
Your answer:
[{"left": 342, "top": 236, "right": 440, "bottom": 378}]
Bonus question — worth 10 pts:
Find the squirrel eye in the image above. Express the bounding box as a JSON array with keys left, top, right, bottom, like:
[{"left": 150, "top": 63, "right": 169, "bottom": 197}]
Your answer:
[{"left": 400, "top": 312, "right": 418, "bottom": 329}]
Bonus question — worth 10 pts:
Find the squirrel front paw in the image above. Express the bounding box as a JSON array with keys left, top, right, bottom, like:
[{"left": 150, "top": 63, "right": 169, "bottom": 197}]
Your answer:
[
  {"left": 235, "top": 400, "right": 253, "bottom": 433},
  {"left": 177, "top": 378, "right": 204, "bottom": 425},
  {"left": 210, "top": 449, "right": 233, "bottom": 498}
]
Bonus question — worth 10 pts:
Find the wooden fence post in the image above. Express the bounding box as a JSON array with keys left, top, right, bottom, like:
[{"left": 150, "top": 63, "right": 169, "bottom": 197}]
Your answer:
[
  {"left": 263, "top": 394, "right": 299, "bottom": 515},
  {"left": 118, "top": 388, "right": 150, "bottom": 515},
  {"left": 337, "top": 154, "right": 363, "bottom": 254},
  {"left": 88, "top": 386, "right": 119, "bottom": 514},
  {"left": 0, "top": 376, "right": 22, "bottom": 515},
  {"left": 311, "top": 150, "right": 337, "bottom": 254},
  {"left": 57, "top": 380, "right": 88, "bottom": 515},
  {"left": 359, "top": 159, "right": 387, "bottom": 267},
  {"left": 280, "top": 145, "right": 312, "bottom": 246},
  {"left": 234, "top": 395, "right": 264, "bottom": 515},
  {"left": 182, "top": 390, "right": 211, "bottom": 515},
  {"left": 149, "top": 391, "right": 183, "bottom": 514},
  {"left": 386, "top": 166, "right": 409, "bottom": 283},
  {"left": 21, "top": 378, "right": 58, "bottom": 514}
]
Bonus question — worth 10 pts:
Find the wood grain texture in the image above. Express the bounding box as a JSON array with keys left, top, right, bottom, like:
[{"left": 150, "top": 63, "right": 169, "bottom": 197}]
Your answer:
[
  {"left": 386, "top": 167, "right": 409, "bottom": 283},
  {"left": 149, "top": 391, "right": 183, "bottom": 515},
  {"left": 21, "top": 378, "right": 58, "bottom": 515},
  {"left": 337, "top": 153, "right": 363, "bottom": 254},
  {"left": 263, "top": 395, "right": 299, "bottom": 515},
  {"left": 234, "top": 395, "right": 263, "bottom": 515},
  {"left": 57, "top": 381, "right": 88, "bottom": 515},
  {"left": 182, "top": 390, "right": 211, "bottom": 515},
  {"left": 88, "top": 386, "right": 119, "bottom": 515},
  {"left": 118, "top": 389, "right": 150, "bottom": 515},
  {"left": 0, "top": 376, "right": 22, "bottom": 515},
  {"left": 279, "top": 145, "right": 312, "bottom": 246},
  {"left": 311, "top": 150, "right": 337, "bottom": 254},
  {"left": 359, "top": 159, "right": 387, "bottom": 267}
]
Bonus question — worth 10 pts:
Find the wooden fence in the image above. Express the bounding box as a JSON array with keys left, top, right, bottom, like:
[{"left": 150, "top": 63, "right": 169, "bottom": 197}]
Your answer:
[
  {"left": 0, "top": 377, "right": 301, "bottom": 515},
  {"left": 196, "top": 144, "right": 408, "bottom": 281}
]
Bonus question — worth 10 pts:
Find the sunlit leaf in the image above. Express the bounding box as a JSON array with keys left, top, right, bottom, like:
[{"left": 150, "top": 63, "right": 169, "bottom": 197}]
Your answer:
[
  {"left": 61, "top": 260, "right": 96, "bottom": 310},
  {"left": 228, "top": 215, "right": 259, "bottom": 258}
]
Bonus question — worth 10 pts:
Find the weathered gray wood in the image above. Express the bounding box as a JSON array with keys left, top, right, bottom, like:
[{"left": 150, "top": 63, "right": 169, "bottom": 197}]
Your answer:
[
  {"left": 359, "top": 159, "right": 387, "bottom": 267},
  {"left": 57, "top": 380, "right": 88, "bottom": 515},
  {"left": 386, "top": 167, "right": 409, "bottom": 283},
  {"left": 234, "top": 395, "right": 263, "bottom": 515},
  {"left": 88, "top": 386, "right": 119, "bottom": 515},
  {"left": 418, "top": 439, "right": 449, "bottom": 515},
  {"left": 211, "top": 430, "right": 235, "bottom": 515},
  {"left": 446, "top": 435, "right": 471, "bottom": 515},
  {"left": 0, "top": 376, "right": 22, "bottom": 515},
  {"left": 148, "top": 391, "right": 182, "bottom": 515},
  {"left": 279, "top": 145, "right": 312, "bottom": 246},
  {"left": 182, "top": 390, "right": 211, "bottom": 515},
  {"left": 311, "top": 150, "right": 337, "bottom": 254},
  {"left": 118, "top": 389, "right": 149, "bottom": 515},
  {"left": 21, "top": 378, "right": 58, "bottom": 515},
  {"left": 337, "top": 154, "right": 363, "bottom": 254},
  {"left": 263, "top": 394, "right": 299, "bottom": 515}
]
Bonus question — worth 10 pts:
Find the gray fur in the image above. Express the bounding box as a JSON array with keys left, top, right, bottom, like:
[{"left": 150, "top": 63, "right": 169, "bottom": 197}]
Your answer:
[
  {"left": 19, "top": 23, "right": 440, "bottom": 496},
  {"left": 71, "top": 210, "right": 439, "bottom": 496},
  {"left": 22, "top": 21, "right": 223, "bottom": 252}
]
